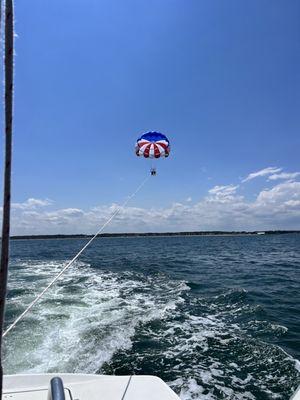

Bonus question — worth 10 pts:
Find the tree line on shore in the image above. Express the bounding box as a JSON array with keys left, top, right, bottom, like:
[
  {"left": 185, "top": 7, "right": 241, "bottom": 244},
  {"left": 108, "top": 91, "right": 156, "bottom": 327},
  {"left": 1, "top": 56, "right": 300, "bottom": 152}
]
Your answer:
[{"left": 9, "top": 230, "right": 300, "bottom": 240}]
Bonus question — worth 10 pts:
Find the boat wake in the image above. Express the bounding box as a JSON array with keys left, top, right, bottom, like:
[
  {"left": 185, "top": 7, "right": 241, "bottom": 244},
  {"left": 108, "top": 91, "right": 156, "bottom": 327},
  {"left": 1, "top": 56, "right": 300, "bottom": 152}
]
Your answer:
[{"left": 4, "top": 258, "right": 300, "bottom": 400}]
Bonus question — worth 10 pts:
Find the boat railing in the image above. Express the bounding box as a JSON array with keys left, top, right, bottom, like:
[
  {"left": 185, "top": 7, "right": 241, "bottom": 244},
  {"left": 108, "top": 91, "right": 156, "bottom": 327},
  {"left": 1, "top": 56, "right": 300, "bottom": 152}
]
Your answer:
[{"left": 48, "top": 377, "right": 66, "bottom": 400}]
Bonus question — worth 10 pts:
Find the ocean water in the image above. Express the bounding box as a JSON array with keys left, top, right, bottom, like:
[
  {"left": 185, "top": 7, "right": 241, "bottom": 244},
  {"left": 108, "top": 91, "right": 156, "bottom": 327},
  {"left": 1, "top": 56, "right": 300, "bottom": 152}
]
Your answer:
[{"left": 3, "top": 234, "right": 300, "bottom": 399}]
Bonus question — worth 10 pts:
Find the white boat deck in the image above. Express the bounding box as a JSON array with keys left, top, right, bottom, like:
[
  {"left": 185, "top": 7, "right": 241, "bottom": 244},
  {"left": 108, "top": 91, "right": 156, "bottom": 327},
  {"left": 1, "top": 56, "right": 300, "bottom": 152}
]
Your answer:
[
  {"left": 3, "top": 374, "right": 181, "bottom": 400},
  {"left": 291, "top": 386, "right": 300, "bottom": 400}
]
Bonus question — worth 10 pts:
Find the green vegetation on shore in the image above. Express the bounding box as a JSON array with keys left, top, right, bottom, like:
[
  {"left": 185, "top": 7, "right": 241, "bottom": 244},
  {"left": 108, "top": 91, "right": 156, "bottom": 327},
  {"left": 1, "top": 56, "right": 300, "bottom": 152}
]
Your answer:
[{"left": 10, "top": 230, "right": 300, "bottom": 240}]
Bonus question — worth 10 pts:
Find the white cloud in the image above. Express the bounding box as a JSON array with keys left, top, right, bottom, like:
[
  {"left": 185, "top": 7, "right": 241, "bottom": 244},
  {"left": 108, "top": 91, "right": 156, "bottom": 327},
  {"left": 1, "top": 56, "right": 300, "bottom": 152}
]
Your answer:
[
  {"left": 208, "top": 185, "right": 240, "bottom": 203},
  {"left": 268, "top": 172, "right": 300, "bottom": 181},
  {"left": 12, "top": 198, "right": 53, "bottom": 210},
  {"left": 256, "top": 181, "right": 300, "bottom": 205},
  {"left": 48, "top": 208, "right": 84, "bottom": 217},
  {"left": 8, "top": 179, "right": 300, "bottom": 235},
  {"left": 208, "top": 185, "right": 238, "bottom": 195},
  {"left": 242, "top": 167, "right": 282, "bottom": 182},
  {"left": 285, "top": 200, "right": 300, "bottom": 207}
]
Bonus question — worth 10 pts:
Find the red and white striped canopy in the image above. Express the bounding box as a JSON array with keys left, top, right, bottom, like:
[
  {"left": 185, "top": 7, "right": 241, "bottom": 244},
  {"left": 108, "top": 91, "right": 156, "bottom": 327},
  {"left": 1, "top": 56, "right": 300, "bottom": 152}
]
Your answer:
[{"left": 135, "top": 132, "right": 170, "bottom": 159}]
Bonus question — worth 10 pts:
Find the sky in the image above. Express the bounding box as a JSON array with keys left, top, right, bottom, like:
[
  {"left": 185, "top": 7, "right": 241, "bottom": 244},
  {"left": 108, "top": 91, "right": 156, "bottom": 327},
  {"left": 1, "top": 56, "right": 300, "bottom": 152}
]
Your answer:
[{"left": 1, "top": 0, "right": 300, "bottom": 234}]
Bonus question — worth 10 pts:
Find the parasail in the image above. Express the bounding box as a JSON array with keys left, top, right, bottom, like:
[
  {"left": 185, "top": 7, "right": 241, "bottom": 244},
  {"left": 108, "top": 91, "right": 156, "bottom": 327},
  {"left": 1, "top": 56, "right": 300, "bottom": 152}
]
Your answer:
[{"left": 135, "top": 131, "right": 170, "bottom": 159}]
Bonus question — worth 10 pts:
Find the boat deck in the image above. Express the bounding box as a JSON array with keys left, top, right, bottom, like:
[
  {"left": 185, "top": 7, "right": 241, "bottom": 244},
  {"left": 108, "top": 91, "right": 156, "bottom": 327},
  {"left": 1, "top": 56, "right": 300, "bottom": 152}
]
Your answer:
[{"left": 3, "top": 373, "right": 180, "bottom": 400}]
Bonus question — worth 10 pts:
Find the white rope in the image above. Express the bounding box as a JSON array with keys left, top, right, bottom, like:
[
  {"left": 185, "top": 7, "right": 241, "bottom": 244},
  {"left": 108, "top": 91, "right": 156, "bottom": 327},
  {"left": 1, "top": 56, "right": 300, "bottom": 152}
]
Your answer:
[{"left": 3, "top": 175, "right": 150, "bottom": 338}]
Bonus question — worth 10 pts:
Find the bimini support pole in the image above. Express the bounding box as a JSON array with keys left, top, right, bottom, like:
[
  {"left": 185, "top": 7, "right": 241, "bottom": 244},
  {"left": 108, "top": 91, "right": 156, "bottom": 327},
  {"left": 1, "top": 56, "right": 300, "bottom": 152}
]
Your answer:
[{"left": 0, "top": 0, "right": 14, "bottom": 398}]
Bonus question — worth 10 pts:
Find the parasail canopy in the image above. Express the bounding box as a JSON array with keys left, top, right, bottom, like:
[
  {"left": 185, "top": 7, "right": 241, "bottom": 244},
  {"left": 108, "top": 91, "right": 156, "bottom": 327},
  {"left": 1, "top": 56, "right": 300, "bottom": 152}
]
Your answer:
[{"left": 135, "top": 131, "right": 170, "bottom": 158}]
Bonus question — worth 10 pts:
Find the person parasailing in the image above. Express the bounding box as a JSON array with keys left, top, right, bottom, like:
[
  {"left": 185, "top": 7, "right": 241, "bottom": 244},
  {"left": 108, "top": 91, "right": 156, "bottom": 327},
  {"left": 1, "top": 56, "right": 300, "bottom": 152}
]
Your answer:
[{"left": 135, "top": 131, "right": 170, "bottom": 176}]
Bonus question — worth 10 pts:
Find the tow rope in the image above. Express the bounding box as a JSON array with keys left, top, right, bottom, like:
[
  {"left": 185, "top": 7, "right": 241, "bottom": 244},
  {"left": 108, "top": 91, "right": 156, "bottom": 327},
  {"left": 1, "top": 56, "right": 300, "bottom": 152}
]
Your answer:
[{"left": 3, "top": 175, "right": 150, "bottom": 338}]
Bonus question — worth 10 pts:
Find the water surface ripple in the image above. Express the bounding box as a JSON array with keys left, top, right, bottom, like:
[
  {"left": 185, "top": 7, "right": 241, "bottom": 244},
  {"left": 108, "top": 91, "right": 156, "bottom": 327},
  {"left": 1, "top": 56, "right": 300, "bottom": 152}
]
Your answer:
[{"left": 4, "top": 234, "right": 300, "bottom": 399}]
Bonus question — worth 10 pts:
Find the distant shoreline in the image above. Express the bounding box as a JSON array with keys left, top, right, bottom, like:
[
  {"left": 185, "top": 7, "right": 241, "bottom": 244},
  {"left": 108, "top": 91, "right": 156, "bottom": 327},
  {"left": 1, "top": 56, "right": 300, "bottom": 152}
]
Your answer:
[{"left": 9, "top": 230, "right": 300, "bottom": 240}]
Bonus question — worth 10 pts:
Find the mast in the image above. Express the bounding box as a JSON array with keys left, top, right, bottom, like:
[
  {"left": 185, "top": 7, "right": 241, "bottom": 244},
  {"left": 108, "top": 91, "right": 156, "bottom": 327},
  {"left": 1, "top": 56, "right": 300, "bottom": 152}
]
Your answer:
[{"left": 0, "top": 0, "right": 14, "bottom": 398}]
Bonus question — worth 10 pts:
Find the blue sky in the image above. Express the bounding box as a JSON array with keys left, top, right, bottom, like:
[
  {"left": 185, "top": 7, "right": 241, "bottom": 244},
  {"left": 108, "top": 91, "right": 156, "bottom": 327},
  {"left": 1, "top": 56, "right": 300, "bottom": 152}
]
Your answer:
[{"left": 2, "top": 0, "right": 300, "bottom": 233}]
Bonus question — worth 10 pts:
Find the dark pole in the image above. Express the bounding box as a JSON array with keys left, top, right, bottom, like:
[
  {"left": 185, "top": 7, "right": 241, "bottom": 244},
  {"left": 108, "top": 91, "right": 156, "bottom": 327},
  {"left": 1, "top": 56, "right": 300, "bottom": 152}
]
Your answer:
[{"left": 0, "top": 0, "right": 14, "bottom": 398}]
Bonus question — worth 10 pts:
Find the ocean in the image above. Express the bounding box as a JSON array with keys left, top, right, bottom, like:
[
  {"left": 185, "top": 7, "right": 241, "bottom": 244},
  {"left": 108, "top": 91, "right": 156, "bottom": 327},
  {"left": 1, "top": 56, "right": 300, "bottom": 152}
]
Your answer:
[{"left": 3, "top": 234, "right": 300, "bottom": 399}]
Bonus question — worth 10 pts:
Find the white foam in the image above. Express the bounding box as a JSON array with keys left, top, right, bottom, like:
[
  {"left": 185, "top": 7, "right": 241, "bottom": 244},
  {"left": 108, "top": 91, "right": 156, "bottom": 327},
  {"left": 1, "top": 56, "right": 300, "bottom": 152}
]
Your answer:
[
  {"left": 4, "top": 259, "right": 300, "bottom": 400},
  {"left": 4, "top": 260, "right": 189, "bottom": 374}
]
